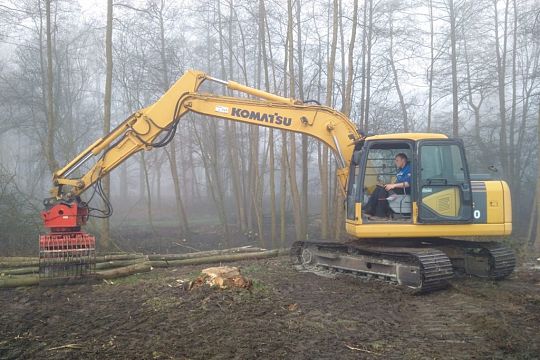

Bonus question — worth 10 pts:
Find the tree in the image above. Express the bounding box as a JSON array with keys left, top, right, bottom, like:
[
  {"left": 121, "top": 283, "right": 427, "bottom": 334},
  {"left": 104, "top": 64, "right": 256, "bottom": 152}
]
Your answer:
[
  {"left": 44, "top": 0, "right": 59, "bottom": 173},
  {"left": 494, "top": 0, "right": 510, "bottom": 177},
  {"left": 534, "top": 101, "right": 540, "bottom": 251},
  {"left": 448, "top": 0, "right": 459, "bottom": 137},
  {"left": 388, "top": 10, "right": 408, "bottom": 132},
  {"left": 101, "top": 0, "right": 113, "bottom": 250}
]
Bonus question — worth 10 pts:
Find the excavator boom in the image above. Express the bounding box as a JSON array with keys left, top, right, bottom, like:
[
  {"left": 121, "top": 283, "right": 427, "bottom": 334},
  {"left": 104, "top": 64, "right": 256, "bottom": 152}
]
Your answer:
[{"left": 49, "top": 70, "right": 360, "bottom": 203}]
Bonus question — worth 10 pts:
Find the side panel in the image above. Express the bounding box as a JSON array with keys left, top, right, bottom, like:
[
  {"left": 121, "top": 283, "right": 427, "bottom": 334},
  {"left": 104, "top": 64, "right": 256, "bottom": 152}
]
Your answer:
[
  {"left": 486, "top": 181, "right": 505, "bottom": 224},
  {"left": 345, "top": 179, "right": 512, "bottom": 238},
  {"left": 471, "top": 180, "right": 508, "bottom": 225},
  {"left": 502, "top": 180, "right": 512, "bottom": 225},
  {"left": 471, "top": 181, "right": 487, "bottom": 223},
  {"left": 346, "top": 223, "right": 509, "bottom": 238}
]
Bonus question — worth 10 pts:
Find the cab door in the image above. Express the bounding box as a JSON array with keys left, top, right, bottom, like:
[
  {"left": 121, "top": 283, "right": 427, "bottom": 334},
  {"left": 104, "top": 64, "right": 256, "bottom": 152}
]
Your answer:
[{"left": 417, "top": 140, "right": 473, "bottom": 223}]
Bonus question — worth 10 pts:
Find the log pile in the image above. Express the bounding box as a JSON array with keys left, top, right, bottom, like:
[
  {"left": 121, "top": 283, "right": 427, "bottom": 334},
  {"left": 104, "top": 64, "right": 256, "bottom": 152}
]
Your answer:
[
  {"left": 0, "top": 246, "right": 287, "bottom": 288},
  {"left": 148, "top": 248, "right": 284, "bottom": 268}
]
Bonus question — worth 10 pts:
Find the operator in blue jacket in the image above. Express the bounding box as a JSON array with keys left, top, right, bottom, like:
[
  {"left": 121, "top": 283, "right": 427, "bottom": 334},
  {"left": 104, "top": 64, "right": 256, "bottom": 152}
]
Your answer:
[
  {"left": 365, "top": 153, "right": 411, "bottom": 217},
  {"left": 384, "top": 153, "right": 411, "bottom": 194}
]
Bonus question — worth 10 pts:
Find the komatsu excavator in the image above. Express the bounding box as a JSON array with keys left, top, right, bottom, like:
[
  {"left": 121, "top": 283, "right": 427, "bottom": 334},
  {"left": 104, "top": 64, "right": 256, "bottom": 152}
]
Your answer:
[{"left": 39, "top": 70, "right": 515, "bottom": 292}]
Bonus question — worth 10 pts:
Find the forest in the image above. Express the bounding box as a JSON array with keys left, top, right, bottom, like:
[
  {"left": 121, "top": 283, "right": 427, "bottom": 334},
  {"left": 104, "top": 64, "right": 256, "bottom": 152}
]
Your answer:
[
  {"left": 1, "top": 1, "right": 540, "bottom": 359},
  {"left": 0, "top": 0, "right": 539, "bottom": 254}
]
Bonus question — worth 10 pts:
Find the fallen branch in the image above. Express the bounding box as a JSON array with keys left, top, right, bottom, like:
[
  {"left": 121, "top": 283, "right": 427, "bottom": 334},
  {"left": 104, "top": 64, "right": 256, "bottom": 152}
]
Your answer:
[
  {"left": 0, "top": 267, "right": 38, "bottom": 275},
  {"left": 0, "top": 259, "right": 40, "bottom": 269},
  {"left": 147, "top": 246, "right": 266, "bottom": 261},
  {"left": 95, "top": 253, "right": 144, "bottom": 262},
  {"left": 95, "top": 258, "right": 145, "bottom": 270},
  {"left": 150, "top": 249, "right": 287, "bottom": 268},
  {"left": 0, "top": 275, "right": 39, "bottom": 288},
  {"left": 0, "top": 253, "right": 144, "bottom": 269},
  {"left": 0, "top": 257, "right": 38, "bottom": 263},
  {"left": 95, "top": 262, "right": 152, "bottom": 280}
]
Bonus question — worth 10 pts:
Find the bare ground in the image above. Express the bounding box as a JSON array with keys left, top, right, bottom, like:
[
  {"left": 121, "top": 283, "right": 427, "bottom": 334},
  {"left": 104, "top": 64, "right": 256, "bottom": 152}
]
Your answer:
[{"left": 1, "top": 257, "right": 539, "bottom": 359}]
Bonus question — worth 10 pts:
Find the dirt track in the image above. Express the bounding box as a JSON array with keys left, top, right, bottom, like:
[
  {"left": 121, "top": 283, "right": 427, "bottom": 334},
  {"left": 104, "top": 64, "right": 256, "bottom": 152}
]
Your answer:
[{"left": 1, "top": 257, "right": 539, "bottom": 359}]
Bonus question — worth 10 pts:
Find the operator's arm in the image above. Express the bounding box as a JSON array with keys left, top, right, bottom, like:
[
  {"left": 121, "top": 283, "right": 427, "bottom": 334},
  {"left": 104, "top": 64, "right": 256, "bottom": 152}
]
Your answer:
[
  {"left": 50, "top": 70, "right": 361, "bottom": 203},
  {"left": 385, "top": 182, "right": 409, "bottom": 190}
]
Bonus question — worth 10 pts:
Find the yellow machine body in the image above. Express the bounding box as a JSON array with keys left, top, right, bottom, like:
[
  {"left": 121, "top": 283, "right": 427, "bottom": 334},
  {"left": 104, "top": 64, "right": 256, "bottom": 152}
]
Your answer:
[{"left": 344, "top": 133, "right": 511, "bottom": 240}]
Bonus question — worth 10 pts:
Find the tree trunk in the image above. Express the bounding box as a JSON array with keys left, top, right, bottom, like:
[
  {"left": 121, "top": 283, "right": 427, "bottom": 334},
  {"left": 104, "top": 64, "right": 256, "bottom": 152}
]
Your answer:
[
  {"left": 288, "top": 134, "right": 303, "bottom": 241},
  {"left": 494, "top": 0, "right": 510, "bottom": 177},
  {"left": 286, "top": 0, "right": 303, "bottom": 242},
  {"left": 96, "top": 262, "right": 151, "bottom": 280},
  {"left": 324, "top": 0, "right": 339, "bottom": 240},
  {"left": 148, "top": 246, "right": 265, "bottom": 261},
  {"left": 509, "top": 0, "right": 518, "bottom": 198},
  {"left": 192, "top": 122, "right": 231, "bottom": 246},
  {"left": 280, "top": 131, "right": 288, "bottom": 247},
  {"left": 449, "top": 0, "right": 459, "bottom": 137},
  {"left": 535, "top": 104, "right": 540, "bottom": 252},
  {"left": 343, "top": 0, "right": 359, "bottom": 118},
  {"left": 389, "top": 14, "right": 408, "bottom": 132},
  {"left": 427, "top": 0, "right": 434, "bottom": 132},
  {"left": 296, "top": 0, "right": 308, "bottom": 241},
  {"left": 140, "top": 152, "right": 154, "bottom": 229},
  {"left": 259, "top": 0, "right": 276, "bottom": 247},
  {"left": 364, "top": 0, "right": 373, "bottom": 132},
  {"left": 359, "top": 0, "right": 368, "bottom": 130},
  {"left": 45, "top": 0, "right": 59, "bottom": 174},
  {"left": 101, "top": 0, "right": 113, "bottom": 251},
  {"left": 150, "top": 249, "right": 282, "bottom": 268}
]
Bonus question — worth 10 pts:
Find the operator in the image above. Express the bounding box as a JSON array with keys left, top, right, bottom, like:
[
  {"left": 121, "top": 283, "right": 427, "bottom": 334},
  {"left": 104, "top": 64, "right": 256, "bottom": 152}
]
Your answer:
[
  {"left": 365, "top": 153, "right": 411, "bottom": 217},
  {"left": 385, "top": 153, "right": 411, "bottom": 194}
]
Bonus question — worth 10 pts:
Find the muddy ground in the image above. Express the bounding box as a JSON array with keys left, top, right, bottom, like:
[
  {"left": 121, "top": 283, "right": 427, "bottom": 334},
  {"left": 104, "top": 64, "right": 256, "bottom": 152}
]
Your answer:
[{"left": 1, "top": 257, "right": 539, "bottom": 360}]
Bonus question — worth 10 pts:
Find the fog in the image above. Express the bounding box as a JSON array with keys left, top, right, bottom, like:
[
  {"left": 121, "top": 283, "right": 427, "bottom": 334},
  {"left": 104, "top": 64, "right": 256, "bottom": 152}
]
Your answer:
[{"left": 0, "top": 0, "right": 539, "bottom": 254}]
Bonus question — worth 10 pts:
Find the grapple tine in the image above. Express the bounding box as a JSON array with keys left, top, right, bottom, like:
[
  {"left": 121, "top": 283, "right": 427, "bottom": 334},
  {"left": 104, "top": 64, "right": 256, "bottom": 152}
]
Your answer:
[{"left": 39, "top": 232, "right": 96, "bottom": 285}]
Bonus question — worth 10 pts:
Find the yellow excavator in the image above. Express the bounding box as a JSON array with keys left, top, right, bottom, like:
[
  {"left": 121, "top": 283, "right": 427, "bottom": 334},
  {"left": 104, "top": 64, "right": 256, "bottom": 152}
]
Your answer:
[{"left": 39, "top": 70, "right": 515, "bottom": 292}]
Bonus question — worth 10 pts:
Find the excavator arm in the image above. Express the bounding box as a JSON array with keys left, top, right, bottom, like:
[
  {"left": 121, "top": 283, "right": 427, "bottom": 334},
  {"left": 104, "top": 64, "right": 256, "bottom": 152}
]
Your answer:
[{"left": 48, "top": 70, "right": 361, "bottom": 206}]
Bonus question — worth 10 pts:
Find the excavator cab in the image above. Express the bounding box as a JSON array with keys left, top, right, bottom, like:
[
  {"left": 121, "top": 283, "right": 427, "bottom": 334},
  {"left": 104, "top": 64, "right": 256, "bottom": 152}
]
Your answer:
[{"left": 346, "top": 134, "right": 474, "bottom": 226}]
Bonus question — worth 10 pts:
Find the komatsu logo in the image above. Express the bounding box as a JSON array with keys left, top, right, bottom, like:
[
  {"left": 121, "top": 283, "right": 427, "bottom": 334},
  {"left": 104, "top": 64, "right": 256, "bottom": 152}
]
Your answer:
[{"left": 231, "top": 107, "right": 292, "bottom": 126}]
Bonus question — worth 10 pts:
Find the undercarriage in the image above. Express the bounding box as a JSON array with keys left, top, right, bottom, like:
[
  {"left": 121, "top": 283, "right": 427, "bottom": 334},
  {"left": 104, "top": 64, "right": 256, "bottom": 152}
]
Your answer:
[{"left": 290, "top": 238, "right": 515, "bottom": 293}]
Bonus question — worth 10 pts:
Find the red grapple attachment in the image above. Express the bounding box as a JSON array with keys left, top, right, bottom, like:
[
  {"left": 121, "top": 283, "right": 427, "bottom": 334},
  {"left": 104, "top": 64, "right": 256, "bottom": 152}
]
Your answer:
[
  {"left": 40, "top": 201, "right": 89, "bottom": 231},
  {"left": 39, "top": 201, "right": 96, "bottom": 284}
]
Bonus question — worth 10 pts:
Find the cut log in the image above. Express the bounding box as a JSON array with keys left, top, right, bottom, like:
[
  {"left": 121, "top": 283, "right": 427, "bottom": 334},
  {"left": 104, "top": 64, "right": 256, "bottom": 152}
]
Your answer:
[
  {"left": 0, "top": 267, "right": 39, "bottom": 276},
  {"left": 0, "top": 253, "right": 144, "bottom": 269},
  {"left": 0, "top": 257, "right": 38, "bottom": 263},
  {"left": 0, "top": 260, "right": 40, "bottom": 269},
  {"left": 0, "top": 275, "right": 39, "bottom": 288},
  {"left": 95, "top": 254, "right": 145, "bottom": 262},
  {"left": 95, "top": 262, "right": 152, "bottom": 280},
  {"left": 147, "top": 246, "right": 265, "bottom": 261},
  {"left": 150, "top": 249, "right": 284, "bottom": 268},
  {"left": 95, "top": 259, "right": 145, "bottom": 270}
]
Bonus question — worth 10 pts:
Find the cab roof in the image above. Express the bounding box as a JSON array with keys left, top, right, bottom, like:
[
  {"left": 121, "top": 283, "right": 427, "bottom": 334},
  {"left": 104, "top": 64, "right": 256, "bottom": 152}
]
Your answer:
[{"left": 365, "top": 133, "right": 448, "bottom": 141}]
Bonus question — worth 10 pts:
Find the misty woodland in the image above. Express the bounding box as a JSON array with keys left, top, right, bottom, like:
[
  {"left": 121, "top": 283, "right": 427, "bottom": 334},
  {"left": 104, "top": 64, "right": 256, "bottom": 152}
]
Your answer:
[{"left": 0, "top": 0, "right": 539, "bottom": 254}]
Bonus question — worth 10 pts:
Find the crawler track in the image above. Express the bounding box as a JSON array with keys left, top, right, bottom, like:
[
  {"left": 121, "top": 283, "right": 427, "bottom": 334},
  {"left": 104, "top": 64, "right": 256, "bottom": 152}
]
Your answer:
[
  {"left": 427, "top": 239, "right": 516, "bottom": 279},
  {"left": 291, "top": 241, "right": 453, "bottom": 293},
  {"left": 484, "top": 243, "right": 516, "bottom": 279}
]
